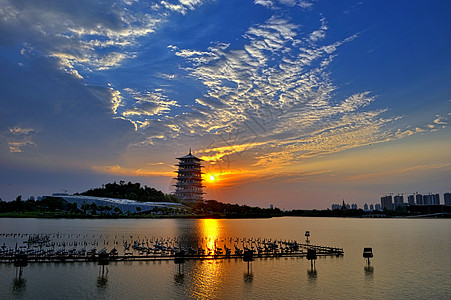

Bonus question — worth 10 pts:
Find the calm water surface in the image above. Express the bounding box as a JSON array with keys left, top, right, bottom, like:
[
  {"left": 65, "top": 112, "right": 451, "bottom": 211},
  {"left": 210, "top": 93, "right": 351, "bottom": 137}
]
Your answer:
[{"left": 1, "top": 217, "right": 450, "bottom": 299}]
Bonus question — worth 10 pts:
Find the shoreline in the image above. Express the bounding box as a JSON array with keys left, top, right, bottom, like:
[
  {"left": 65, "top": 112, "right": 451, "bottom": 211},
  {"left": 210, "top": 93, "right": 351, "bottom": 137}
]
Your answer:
[
  {"left": 0, "top": 212, "right": 278, "bottom": 219},
  {"left": 1, "top": 212, "right": 450, "bottom": 219}
]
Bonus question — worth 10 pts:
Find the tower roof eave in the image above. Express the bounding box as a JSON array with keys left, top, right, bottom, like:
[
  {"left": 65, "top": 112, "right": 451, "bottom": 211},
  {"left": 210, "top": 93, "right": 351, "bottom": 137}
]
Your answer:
[{"left": 176, "top": 150, "right": 203, "bottom": 161}]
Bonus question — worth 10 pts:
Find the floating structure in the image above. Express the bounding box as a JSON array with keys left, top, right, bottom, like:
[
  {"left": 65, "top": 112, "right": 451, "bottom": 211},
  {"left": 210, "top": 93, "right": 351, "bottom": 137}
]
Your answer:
[
  {"left": 0, "top": 233, "right": 343, "bottom": 265},
  {"left": 174, "top": 149, "right": 204, "bottom": 203},
  {"left": 243, "top": 249, "right": 254, "bottom": 274},
  {"left": 363, "top": 247, "right": 373, "bottom": 265}
]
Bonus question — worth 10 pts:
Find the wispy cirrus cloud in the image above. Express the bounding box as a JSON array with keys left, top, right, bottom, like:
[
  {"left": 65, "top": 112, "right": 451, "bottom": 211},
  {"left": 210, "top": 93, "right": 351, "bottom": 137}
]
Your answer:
[
  {"left": 5, "top": 126, "right": 36, "bottom": 153},
  {"left": 309, "top": 17, "right": 328, "bottom": 42},
  {"left": 0, "top": 1, "right": 161, "bottom": 75},
  {"left": 0, "top": 0, "right": 211, "bottom": 78},
  {"left": 254, "top": 0, "right": 314, "bottom": 9},
  {"left": 144, "top": 12, "right": 447, "bottom": 185},
  {"left": 0, "top": 0, "right": 210, "bottom": 165},
  {"left": 161, "top": 0, "right": 207, "bottom": 15},
  {"left": 91, "top": 164, "right": 175, "bottom": 177},
  {"left": 169, "top": 17, "right": 372, "bottom": 138},
  {"left": 122, "top": 89, "right": 179, "bottom": 121},
  {"left": 1, "top": 0, "right": 448, "bottom": 189}
]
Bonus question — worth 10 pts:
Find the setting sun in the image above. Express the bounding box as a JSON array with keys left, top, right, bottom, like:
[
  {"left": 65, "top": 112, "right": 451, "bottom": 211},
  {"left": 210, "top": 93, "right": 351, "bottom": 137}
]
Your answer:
[{"left": 205, "top": 173, "right": 221, "bottom": 184}]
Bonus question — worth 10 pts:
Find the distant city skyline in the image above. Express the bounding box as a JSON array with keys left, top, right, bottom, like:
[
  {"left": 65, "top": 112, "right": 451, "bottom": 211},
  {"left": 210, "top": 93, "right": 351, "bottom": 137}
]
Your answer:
[
  {"left": 333, "top": 191, "right": 450, "bottom": 211},
  {"left": 1, "top": 0, "right": 450, "bottom": 209}
]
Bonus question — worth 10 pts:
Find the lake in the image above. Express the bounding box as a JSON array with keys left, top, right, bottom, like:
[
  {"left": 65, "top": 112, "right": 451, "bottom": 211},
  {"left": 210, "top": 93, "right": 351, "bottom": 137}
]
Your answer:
[{"left": 1, "top": 217, "right": 450, "bottom": 299}]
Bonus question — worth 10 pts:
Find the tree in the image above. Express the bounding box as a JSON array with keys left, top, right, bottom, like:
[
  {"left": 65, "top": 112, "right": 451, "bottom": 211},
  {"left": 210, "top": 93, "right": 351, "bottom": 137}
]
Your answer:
[
  {"left": 90, "top": 203, "right": 98, "bottom": 214},
  {"left": 15, "top": 195, "right": 23, "bottom": 211},
  {"left": 69, "top": 202, "right": 78, "bottom": 212},
  {"left": 81, "top": 202, "right": 89, "bottom": 214}
]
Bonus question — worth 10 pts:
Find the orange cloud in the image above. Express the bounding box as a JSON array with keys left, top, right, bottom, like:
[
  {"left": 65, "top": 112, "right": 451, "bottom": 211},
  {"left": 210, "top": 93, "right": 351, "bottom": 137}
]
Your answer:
[
  {"left": 200, "top": 142, "right": 266, "bottom": 162},
  {"left": 91, "top": 164, "right": 174, "bottom": 177}
]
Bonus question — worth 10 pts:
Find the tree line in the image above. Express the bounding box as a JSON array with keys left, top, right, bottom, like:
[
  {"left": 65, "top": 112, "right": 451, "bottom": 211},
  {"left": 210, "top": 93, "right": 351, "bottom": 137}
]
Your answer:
[
  {"left": 192, "top": 200, "right": 282, "bottom": 218},
  {"left": 0, "top": 196, "right": 78, "bottom": 214}
]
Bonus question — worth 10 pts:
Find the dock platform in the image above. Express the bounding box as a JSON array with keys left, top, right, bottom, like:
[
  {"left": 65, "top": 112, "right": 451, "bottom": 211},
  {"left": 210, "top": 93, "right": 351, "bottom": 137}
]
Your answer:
[{"left": 0, "top": 233, "right": 343, "bottom": 264}]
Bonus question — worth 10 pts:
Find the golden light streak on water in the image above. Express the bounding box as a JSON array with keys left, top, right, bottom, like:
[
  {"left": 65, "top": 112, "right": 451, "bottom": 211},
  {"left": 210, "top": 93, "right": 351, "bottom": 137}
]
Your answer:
[
  {"left": 189, "top": 219, "right": 225, "bottom": 299},
  {"left": 202, "top": 219, "right": 219, "bottom": 253}
]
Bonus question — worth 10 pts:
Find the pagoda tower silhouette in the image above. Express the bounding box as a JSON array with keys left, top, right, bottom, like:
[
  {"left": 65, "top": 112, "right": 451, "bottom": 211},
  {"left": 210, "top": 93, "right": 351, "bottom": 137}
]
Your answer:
[{"left": 174, "top": 149, "right": 204, "bottom": 203}]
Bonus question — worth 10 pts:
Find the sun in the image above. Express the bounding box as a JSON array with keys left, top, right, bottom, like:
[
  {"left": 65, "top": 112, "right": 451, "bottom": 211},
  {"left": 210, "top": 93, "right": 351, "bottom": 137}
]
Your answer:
[{"left": 205, "top": 173, "right": 217, "bottom": 183}]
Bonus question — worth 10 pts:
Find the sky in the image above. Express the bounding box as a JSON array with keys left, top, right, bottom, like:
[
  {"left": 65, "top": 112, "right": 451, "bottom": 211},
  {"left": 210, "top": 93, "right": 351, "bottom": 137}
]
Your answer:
[{"left": 1, "top": 0, "right": 450, "bottom": 209}]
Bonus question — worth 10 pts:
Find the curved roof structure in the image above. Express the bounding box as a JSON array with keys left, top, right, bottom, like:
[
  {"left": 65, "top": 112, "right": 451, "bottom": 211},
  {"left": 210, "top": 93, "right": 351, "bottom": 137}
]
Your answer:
[{"left": 44, "top": 195, "right": 183, "bottom": 214}]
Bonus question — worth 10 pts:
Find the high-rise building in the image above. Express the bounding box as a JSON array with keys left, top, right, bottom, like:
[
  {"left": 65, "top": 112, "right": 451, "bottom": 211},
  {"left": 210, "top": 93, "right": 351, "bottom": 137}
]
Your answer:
[
  {"left": 423, "top": 194, "right": 432, "bottom": 205},
  {"left": 393, "top": 194, "right": 404, "bottom": 210},
  {"left": 381, "top": 195, "right": 393, "bottom": 210},
  {"left": 369, "top": 204, "right": 374, "bottom": 211},
  {"left": 351, "top": 203, "right": 358, "bottom": 210},
  {"left": 434, "top": 194, "right": 440, "bottom": 205},
  {"left": 363, "top": 203, "right": 369, "bottom": 211},
  {"left": 375, "top": 203, "right": 382, "bottom": 211},
  {"left": 444, "top": 193, "right": 451, "bottom": 206},
  {"left": 174, "top": 150, "right": 204, "bottom": 203},
  {"left": 416, "top": 193, "right": 423, "bottom": 205},
  {"left": 407, "top": 195, "right": 415, "bottom": 205},
  {"left": 422, "top": 194, "right": 441, "bottom": 205}
]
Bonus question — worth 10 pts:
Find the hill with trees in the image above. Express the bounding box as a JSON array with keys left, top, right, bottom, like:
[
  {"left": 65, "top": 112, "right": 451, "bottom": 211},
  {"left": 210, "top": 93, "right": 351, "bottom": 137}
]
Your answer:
[{"left": 77, "top": 181, "right": 179, "bottom": 203}]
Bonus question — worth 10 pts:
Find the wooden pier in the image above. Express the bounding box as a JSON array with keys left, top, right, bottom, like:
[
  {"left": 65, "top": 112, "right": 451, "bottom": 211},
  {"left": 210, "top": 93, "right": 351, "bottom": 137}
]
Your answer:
[{"left": 0, "top": 233, "right": 343, "bottom": 265}]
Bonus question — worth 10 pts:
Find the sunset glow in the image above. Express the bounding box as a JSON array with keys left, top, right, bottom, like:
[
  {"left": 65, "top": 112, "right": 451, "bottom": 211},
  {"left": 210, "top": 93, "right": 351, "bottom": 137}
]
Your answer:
[{"left": 0, "top": 0, "right": 450, "bottom": 209}]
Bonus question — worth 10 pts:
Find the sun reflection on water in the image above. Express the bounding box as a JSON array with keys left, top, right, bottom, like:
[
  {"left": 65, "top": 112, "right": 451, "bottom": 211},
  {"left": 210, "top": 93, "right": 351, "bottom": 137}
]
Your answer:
[
  {"left": 203, "top": 219, "right": 220, "bottom": 250},
  {"left": 190, "top": 219, "right": 225, "bottom": 298}
]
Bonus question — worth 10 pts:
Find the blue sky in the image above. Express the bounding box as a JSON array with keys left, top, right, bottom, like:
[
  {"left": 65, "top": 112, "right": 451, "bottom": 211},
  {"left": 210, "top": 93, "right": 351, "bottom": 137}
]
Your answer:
[{"left": 1, "top": 0, "right": 450, "bottom": 209}]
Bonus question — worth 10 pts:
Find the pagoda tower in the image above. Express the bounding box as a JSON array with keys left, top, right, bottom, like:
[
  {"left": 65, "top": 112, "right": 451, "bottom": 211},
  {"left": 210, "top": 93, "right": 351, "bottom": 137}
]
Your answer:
[{"left": 174, "top": 149, "right": 204, "bottom": 203}]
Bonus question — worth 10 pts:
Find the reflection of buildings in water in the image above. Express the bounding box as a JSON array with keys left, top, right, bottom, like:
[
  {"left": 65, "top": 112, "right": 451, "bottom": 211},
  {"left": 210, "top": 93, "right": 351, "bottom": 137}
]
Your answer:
[{"left": 364, "top": 266, "right": 374, "bottom": 277}]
